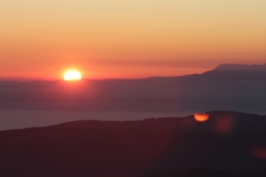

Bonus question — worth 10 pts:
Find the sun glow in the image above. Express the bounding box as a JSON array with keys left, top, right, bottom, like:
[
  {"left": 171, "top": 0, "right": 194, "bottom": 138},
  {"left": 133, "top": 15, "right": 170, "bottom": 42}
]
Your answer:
[{"left": 64, "top": 70, "right": 82, "bottom": 81}]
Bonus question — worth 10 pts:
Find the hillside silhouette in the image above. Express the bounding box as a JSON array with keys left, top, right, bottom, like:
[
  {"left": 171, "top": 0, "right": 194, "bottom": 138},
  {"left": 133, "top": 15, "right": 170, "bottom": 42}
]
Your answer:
[{"left": 1, "top": 111, "right": 266, "bottom": 177}]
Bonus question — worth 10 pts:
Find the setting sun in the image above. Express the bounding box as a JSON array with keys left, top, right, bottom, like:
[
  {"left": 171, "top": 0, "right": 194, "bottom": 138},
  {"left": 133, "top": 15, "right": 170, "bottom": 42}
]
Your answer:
[{"left": 64, "top": 70, "right": 82, "bottom": 81}]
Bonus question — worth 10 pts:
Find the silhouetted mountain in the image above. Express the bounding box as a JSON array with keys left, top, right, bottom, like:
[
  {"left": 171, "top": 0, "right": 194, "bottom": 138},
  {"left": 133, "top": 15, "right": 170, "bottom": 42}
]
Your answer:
[
  {"left": 1, "top": 111, "right": 266, "bottom": 177},
  {"left": 198, "top": 63, "right": 266, "bottom": 81},
  {"left": 0, "top": 63, "right": 266, "bottom": 114},
  {"left": 214, "top": 63, "right": 266, "bottom": 72}
]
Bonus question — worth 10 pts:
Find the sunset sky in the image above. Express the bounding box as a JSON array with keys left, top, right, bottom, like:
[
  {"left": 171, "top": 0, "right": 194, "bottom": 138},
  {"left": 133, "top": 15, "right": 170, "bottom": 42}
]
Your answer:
[{"left": 1, "top": 0, "right": 266, "bottom": 79}]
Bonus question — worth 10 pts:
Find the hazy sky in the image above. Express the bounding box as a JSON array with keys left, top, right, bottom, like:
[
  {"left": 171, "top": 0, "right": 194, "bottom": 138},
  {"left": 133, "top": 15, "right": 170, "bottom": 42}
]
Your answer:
[{"left": 1, "top": 0, "right": 266, "bottom": 79}]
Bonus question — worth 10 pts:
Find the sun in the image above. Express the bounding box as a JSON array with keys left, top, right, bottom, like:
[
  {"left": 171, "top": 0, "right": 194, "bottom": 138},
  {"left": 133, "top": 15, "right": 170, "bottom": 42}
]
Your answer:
[{"left": 64, "top": 70, "right": 82, "bottom": 81}]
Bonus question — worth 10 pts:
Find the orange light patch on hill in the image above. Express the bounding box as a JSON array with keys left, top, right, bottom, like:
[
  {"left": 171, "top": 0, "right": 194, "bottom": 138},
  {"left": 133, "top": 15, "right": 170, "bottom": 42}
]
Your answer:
[{"left": 194, "top": 113, "right": 210, "bottom": 122}]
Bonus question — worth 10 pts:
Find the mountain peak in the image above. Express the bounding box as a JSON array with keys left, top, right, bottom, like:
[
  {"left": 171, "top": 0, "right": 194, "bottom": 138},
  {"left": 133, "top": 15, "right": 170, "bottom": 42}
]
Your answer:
[{"left": 213, "top": 63, "right": 266, "bottom": 72}]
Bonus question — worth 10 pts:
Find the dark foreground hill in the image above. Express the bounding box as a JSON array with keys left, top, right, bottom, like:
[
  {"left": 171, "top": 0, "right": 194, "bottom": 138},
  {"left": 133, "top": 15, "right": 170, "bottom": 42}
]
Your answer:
[{"left": 1, "top": 111, "right": 266, "bottom": 177}]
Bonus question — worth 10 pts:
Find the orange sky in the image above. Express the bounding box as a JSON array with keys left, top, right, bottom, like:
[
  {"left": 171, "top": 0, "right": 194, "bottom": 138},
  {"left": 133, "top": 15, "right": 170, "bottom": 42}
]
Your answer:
[{"left": 1, "top": 0, "right": 266, "bottom": 80}]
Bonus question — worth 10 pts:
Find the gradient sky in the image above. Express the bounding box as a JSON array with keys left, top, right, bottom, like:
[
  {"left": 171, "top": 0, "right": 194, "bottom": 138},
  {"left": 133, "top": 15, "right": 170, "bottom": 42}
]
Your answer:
[{"left": 1, "top": 0, "right": 266, "bottom": 79}]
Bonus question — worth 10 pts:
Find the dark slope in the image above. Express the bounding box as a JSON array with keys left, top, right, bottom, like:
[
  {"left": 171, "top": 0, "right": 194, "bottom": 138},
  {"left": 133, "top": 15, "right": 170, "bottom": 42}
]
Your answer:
[
  {"left": 198, "top": 63, "right": 266, "bottom": 81},
  {"left": 1, "top": 111, "right": 266, "bottom": 177}
]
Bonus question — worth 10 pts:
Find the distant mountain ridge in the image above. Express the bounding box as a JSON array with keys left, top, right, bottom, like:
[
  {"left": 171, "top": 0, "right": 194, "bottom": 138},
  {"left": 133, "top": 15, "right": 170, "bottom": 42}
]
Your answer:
[
  {"left": 199, "top": 63, "right": 266, "bottom": 81},
  {"left": 0, "top": 63, "right": 266, "bottom": 114},
  {"left": 213, "top": 63, "right": 266, "bottom": 72},
  {"left": 1, "top": 111, "right": 266, "bottom": 177}
]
